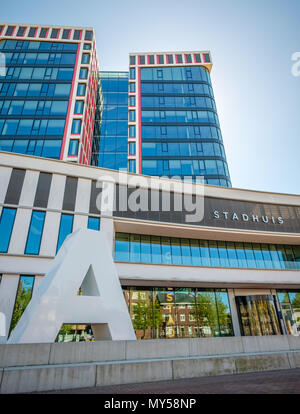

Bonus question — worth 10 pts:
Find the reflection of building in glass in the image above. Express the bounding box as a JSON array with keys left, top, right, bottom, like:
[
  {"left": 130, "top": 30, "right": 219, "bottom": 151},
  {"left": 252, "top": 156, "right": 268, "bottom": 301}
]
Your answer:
[{"left": 123, "top": 287, "right": 233, "bottom": 340}]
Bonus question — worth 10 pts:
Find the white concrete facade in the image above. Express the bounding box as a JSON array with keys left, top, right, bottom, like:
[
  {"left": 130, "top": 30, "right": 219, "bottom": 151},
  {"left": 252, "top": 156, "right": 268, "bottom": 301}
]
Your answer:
[{"left": 0, "top": 151, "right": 300, "bottom": 343}]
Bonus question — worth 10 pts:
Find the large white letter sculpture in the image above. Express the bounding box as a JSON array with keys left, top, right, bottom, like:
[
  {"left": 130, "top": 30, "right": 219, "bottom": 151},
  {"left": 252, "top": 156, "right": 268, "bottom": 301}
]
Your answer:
[{"left": 8, "top": 228, "right": 136, "bottom": 343}]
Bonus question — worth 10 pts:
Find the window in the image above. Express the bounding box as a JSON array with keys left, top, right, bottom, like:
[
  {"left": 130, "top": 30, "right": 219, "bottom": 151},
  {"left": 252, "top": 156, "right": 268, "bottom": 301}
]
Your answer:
[
  {"left": 71, "top": 119, "right": 82, "bottom": 134},
  {"left": 176, "top": 54, "right": 183, "bottom": 63},
  {"left": 194, "top": 53, "right": 201, "bottom": 63},
  {"left": 77, "top": 83, "right": 86, "bottom": 96},
  {"left": 62, "top": 29, "right": 70, "bottom": 39},
  {"left": 130, "top": 55, "right": 136, "bottom": 65},
  {"left": 129, "top": 142, "right": 136, "bottom": 155},
  {"left": 148, "top": 55, "right": 154, "bottom": 64},
  {"left": 83, "top": 43, "right": 91, "bottom": 50},
  {"left": 185, "top": 54, "right": 192, "bottom": 63},
  {"left": 129, "top": 125, "right": 136, "bottom": 137},
  {"left": 24, "top": 211, "right": 46, "bottom": 255},
  {"left": 128, "top": 159, "right": 136, "bottom": 173},
  {"left": 68, "top": 139, "right": 79, "bottom": 156},
  {"left": 39, "top": 28, "right": 48, "bottom": 38},
  {"left": 130, "top": 68, "right": 136, "bottom": 79},
  {"left": 87, "top": 217, "right": 100, "bottom": 231},
  {"left": 28, "top": 27, "right": 37, "bottom": 37},
  {"left": 17, "top": 27, "right": 26, "bottom": 37},
  {"left": 167, "top": 54, "right": 173, "bottom": 63},
  {"left": 56, "top": 214, "right": 73, "bottom": 252},
  {"left": 9, "top": 275, "right": 35, "bottom": 336},
  {"left": 129, "top": 96, "right": 136, "bottom": 107},
  {"left": 73, "top": 30, "right": 81, "bottom": 40},
  {"left": 79, "top": 68, "right": 88, "bottom": 79},
  {"left": 74, "top": 100, "right": 84, "bottom": 114},
  {"left": 51, "top": 28, "right": 59, "bottom": 39},
  {"left": 129, "top": 110, "right": 136, "bottom": 122},
  {"left": 85, "top": 30, "right": 93, "bottom": 41},
  {"left": 129, "top": 83, "right": 136, "bottom": 93},
  {"left": 203, "top": 53, "right": 211, "bottom": 63},
  {"left": 5, "top": 26, "right": 15, "bottom": 36},
  {"left": 81, "top": 54, "right": 90, "bottom": 64},
  {"left": 157, "top": 55, "right": 164, "bottom": 64},
  {"left": 0, "top": 208, "right": 16, "bottom": 253},
  {"left": 139, "top": 55, "right": 145, "bottom": 65}
]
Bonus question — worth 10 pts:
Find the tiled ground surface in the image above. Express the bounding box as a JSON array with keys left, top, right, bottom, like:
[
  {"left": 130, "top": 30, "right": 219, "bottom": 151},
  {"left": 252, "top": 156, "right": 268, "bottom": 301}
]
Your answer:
[{"left": 37, "top": 368, "right": 300, "bottom": 394}]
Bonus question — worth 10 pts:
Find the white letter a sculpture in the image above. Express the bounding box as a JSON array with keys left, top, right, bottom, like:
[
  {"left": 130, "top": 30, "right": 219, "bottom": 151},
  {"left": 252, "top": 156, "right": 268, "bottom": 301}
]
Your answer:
[{"left": 8, "top": 228, "right": 136, "bottom": 343}]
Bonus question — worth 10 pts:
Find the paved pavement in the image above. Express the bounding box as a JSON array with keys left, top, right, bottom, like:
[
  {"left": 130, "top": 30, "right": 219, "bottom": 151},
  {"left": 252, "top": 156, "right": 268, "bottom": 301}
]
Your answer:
[{"left": 38, "top": 368, "right": 300, "bottom": 394}]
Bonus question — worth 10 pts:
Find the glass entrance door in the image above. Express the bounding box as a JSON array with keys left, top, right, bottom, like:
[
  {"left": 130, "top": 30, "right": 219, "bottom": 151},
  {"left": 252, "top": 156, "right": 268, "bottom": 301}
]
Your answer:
[
  {"left": 235, "top": 295, "right": 281, "bottom": 336},
  {"left": 280, "top": 303, "right": 298, "bottom": 336}
]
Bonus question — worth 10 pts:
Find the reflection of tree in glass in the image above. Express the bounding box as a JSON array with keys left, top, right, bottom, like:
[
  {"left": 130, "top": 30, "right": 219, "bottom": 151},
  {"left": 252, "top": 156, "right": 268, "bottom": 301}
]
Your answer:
[
  {"left": 10, "top": 283, "right": 32, "bottom": 333},
  {"left": 291, "top": 293, "right": 300, "bottom": 309},
  {"left": 132, "top": 295, "right": 163, "bottom": 339},
  {"left": 191, "top": 292, "right": 218, "bottom": 337},
  {"left": 215, "top": 292, "right": 232, "bottom": 334},
  {"left": 190, "top": 292, "right": 230, "bottom": 337}
]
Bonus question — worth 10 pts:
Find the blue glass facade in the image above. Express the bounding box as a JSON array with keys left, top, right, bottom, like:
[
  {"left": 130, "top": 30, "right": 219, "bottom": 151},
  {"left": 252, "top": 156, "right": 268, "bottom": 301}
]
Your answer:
[
  {"left": 115, "top": 233, "right": 300, "bottom": 270},
  {"left": 97, "top": 71, "right": 128, "bottom": 170},
  {"left": 0, "top": 39, "right": 77, "bottom": 158},
  {"left": 140, "top": 66, "right": 231, "bottom": 186}
]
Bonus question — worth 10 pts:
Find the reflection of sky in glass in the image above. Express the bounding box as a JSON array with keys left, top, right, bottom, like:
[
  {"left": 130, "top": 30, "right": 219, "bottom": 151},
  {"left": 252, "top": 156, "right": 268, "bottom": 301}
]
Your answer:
[{"left": 20, "top": 276, "right": 34, "bottom": 292}]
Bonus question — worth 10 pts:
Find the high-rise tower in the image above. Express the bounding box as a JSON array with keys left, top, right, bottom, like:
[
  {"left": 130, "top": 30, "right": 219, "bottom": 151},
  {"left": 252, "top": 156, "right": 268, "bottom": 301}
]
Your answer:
[
  {"left": 127, "top": 51, "right": 231, "bottom": 186},
  {"left": 0, "top": 23, "right": 99, "bottom": 165}
]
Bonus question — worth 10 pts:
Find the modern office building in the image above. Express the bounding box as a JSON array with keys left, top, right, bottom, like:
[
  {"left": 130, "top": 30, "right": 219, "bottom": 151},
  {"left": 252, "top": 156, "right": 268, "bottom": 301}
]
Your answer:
[
  {"left": 126, "top": 51, "right": 231, "bottom": 186},
  {"left": 0, "top": 23, "right": 299, "bottom": 346},
  {"left": 0, "top": 22, "right": 99, "bottom": 165},
  {"left": 0, "top": 22, "right": 232, "bottom": 187},
  {"left": 0, "top": 152, "right": 300, "bottom": 344}
]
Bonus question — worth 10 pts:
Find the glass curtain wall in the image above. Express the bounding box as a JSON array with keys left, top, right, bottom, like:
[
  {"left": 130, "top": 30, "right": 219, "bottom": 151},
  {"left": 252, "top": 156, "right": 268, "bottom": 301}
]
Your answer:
[
  {"left": 123, "top": 287, "right": 233, "bottom": 339},
  {"left": 277, "top": 290, "right": 300, "bottom": 336},
  {"left": 115, "top": 233, "right": 300, "bottom": 270},
  {"left": 96, "top": 71, "right": 128, "bottom": 170},
  {"left": 235, "top": 295, "right": 281, "bottom": 336},
  {"left": 140, "top": 66, "right": 231, "bottom": 186},
  {"left": 0, "top": 40, "right": 77, "bottom": 158}
]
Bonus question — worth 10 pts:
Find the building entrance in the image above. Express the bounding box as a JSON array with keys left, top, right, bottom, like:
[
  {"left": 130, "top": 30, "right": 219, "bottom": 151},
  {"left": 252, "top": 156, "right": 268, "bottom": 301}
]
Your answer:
[{"left": 235, "top": 295, "right": 281, "bottom": 336}]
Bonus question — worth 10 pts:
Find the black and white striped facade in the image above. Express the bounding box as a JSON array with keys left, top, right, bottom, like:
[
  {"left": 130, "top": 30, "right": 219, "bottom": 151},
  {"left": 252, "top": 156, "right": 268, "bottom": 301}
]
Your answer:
[{"left": 1, "top": 151, "right": 300, "bottom": 343}]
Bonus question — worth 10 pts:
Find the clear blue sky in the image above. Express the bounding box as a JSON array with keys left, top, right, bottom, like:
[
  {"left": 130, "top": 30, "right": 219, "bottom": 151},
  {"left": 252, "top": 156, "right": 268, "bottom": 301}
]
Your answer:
[{"left": 2, "top": 0, "right": 300, "bottom": 195}]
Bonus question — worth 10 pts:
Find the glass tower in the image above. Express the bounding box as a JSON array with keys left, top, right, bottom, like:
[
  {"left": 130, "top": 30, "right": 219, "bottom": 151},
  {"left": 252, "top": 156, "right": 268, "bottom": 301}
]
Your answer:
[
  {"left": 0, "top": 23, "right": 99, "bottom": 165},
  {"left": 95, "top": 71, "right": 128, "bottom": 171},
  {"left": 128, "top": 51, "right": 232, "bottom": 186}
]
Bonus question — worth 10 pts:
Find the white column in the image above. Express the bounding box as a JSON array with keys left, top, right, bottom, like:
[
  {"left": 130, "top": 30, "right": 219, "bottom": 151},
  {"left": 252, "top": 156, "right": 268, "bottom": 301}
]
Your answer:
[
  {"left": 0, "top": 166, "right": 12, "bottom": 204},
  {"left": 39, "top": 211, "right": 61, "bottom": 257},
  {"left": 73, "top": 214, "right": 88, "bottom": 231},
  {"left": 100, "top": 180, "right": 115, "bottom": 253},
  {"left": 0, "top": 274, "right": 19, "bottom": 343},
  {"left": 19, "top": 170, "right": 39, "bottom": 207},
  {"left": 48, "top": 174, "right": 66, "bottom": 210},
  {"left": 228, "top": 289, "right": 241, "bottom": 337},
  {"left": 100, "top": 217, "right": 114, "bottom": 253},
  {"left": 75, "top": 178, "right": 91, "bottom": 213},
  {"left": 8, "top": 208, "right": 32, "bottom": 255}
]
